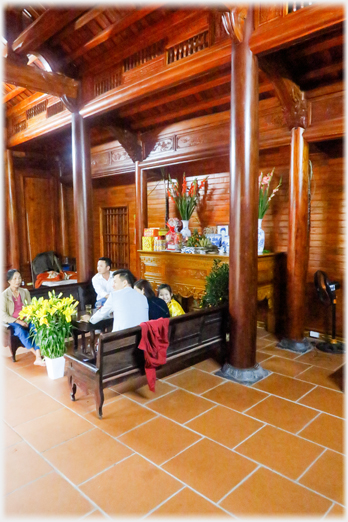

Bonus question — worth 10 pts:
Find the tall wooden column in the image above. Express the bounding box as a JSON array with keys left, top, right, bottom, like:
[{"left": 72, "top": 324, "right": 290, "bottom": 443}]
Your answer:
[
  {"left": 71, "top": 112, "right": 94, "bottom": 282},
  {"left": 135, "top": 162, "right": 147, "bottom": 278},
  {"left": 217, "top": 7, "right": 269, "bottom": 384},
  {"left": 5, "top": 149, "right": 20, "bottom": 269},
  {"left": 287, "top": 128, "right": 310, "bottom": 340}
]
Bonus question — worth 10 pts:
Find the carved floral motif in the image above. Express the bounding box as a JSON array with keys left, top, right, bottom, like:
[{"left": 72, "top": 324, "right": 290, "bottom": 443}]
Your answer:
[
  {"left": 91, "top": 152, "right": 110, "bottom": 168},
  {"left": 111, "top": 150, "right": 130, "bottom": 163},
  {"left": 153, "top": 138, "right": 174, "bottom": 153}
]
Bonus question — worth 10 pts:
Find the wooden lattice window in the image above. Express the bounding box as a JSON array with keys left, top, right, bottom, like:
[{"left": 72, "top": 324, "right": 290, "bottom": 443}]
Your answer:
[{"left": 101, "top": 207, "right": 129, "bottom": 269}]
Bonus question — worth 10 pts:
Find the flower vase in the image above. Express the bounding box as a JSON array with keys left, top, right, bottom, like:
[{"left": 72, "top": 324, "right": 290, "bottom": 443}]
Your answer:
[
  {"left": 181, "top": 220, "right": 191, "bottom": 239},
  {"left": 258, "top": 219, "right": 265, "bottom": 255}
]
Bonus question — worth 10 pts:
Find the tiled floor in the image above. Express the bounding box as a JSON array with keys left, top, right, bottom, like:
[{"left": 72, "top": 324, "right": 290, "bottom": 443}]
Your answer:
[{"left": 3, "top": 328, "right": 345, "bottom": 518}]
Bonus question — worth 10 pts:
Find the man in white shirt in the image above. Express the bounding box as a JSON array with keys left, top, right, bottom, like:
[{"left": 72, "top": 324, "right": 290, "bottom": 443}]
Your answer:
[
  {"left": 86, "top": 269, "right": 149, "bottom": 332},
  {"left": 92, "top": 257, "right": 114, "bottom": 308}
]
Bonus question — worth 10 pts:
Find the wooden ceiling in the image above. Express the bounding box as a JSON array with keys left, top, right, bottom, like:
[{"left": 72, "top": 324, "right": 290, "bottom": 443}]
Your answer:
[{"left": 3, "top": 4, "right": 344, "bottom": 149}]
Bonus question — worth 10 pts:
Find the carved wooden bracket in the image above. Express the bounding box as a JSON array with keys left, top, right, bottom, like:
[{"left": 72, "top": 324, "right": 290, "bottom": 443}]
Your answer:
[
  {"left": 101, "top": 120, "right": 143, "bottom": 163},
  {"left": 60, "top": 94, "right": 78, "bottom": 113},
  {"left": 259, "top": 55, "right": 309, "bottom": 130},
  {"left": 221, "top": 6, "right": 248, "bottom": 42}
]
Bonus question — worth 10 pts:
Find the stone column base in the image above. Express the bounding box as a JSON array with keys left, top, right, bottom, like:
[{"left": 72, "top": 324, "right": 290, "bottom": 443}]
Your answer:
[
  {"left": 277, "top": 338, "right": 312, "bottom": 354},
  {"left": 216, "top": 363, "right": 270, "bottom": 385}
]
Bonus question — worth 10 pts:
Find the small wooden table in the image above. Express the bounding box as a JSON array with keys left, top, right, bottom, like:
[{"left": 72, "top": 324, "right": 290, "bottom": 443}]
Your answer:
[
  {"left": 139, "top": 250, "right": 283, "bottom": 333},
  {"left": 71, "top": 310, "right": 113, "bottom": 357}
]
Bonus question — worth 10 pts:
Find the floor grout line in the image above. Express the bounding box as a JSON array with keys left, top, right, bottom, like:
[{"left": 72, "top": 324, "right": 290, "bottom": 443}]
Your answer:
[
  {"left": 295, "top": 447, "right": 327, "bottom": 481},
  {"left": 216, "top": 465, "right": 261, "bottom": 504},
  {"left": 140, "top": 486, "right": 186, "bottom": 519},
  {"left": 296, "top": 410, "right": 323, "bottom": 435},
  {"left": 182, "top": 404, "right": 217, "bottom": 425},
  {"left": 159, "top": 437, "right": 204, "bottom": 466},
  {"left": 77, "top": 453, "right": 135, "bottom": 486}
]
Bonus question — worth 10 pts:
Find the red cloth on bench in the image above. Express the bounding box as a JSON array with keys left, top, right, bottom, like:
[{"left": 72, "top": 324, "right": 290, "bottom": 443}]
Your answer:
[
  {"left": 138, "top": 318, "right": 170, "bottom": 392},
  {"left": 34, "top": 271, "right": 77, "bottom": 288}
]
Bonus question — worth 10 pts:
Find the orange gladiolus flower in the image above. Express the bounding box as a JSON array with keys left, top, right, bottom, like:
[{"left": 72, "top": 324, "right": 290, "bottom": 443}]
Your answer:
[{"left": 182, "top": 175, "right": 187, "bottom": 196}]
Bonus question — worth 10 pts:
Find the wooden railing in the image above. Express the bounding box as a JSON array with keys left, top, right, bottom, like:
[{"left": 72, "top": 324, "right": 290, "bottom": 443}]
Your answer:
[
  {"left": 167, "top": 31, "right": 209, "bottom": 64},
  {"left": 123, "top": 40, "right": 165, "bottom": 72},
  {"left": 287, "top": 1, "right": 314, "bottom": 14}
]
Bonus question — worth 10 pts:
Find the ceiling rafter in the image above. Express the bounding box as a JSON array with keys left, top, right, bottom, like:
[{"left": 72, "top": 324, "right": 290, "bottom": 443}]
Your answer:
[
  {"left": 64, "top": 5, "right": 165, "bottom": 65},
  {"left": 3, "top": 86, "right": 27, "bottom": 103},
  {"left": 82, "top": 9, "right": 201, "bottom": 76},
  {"left": 12, "top": 8, "right": 86, "bottom": 55}
]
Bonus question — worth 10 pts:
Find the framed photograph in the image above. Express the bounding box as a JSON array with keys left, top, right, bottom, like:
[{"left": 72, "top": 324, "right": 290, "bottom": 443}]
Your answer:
[{"left": 217, "top": 225, "right": 228, "bottom": 238}]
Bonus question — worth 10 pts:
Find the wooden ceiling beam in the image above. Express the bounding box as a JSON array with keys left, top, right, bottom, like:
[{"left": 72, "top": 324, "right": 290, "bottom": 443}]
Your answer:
[
  {"left": 3, "top": 86, "right": 27, "bottom": 103},
  {"left": 82, "top": 9, "right": 202, "bottom": 76},
  {"left": 132, "top": 94, "right": 231, "bottom": 130},
  {"left": 119, "top": 73, "right": 232, "bottom": 118},
  {"left": 4, "top": 60, "right": 79, "bottom": 99},
  {"left": 250, "top": 4, "right": 344, "bottom": 56},
  {"left": 12, "top": 9, "right": 86, "bottom": 54},
  {"left": 66, "top": 6, "right": 164, "bottom": 65},
  {"left": 74, "top": 7, "right": 105, "bottom": 30}
]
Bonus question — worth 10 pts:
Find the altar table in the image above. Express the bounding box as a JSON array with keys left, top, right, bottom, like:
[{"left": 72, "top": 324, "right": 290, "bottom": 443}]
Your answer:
[{"left": 139, "top": 251, "right": 282, "bottom": 333}]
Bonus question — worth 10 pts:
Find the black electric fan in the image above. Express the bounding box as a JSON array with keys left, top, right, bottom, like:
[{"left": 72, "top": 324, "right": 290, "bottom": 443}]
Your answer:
[{"left": 314, "top": 270, "right": 345, "bottom": 353}]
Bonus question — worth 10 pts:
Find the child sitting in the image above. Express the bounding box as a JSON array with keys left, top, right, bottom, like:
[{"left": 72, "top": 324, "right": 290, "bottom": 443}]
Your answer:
[{"left": 157, "top": 284, "right": 185, "bottom": 317}]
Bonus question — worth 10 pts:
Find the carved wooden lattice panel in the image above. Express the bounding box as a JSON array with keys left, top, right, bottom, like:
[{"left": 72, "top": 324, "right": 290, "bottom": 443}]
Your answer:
[
  {"left": 167, "top": 31, "right": 209, "bottom": 64},
  {"left": 101, "top": 207, "right": 129, "bottom": 269}
]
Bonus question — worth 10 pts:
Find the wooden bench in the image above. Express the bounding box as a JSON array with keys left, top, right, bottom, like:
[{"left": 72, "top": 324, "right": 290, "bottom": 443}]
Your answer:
[
  {"left": 65, "top": 304, "right": 228, "bottom": 418},
  {"left": 4, "top": 281, "right": 96, "bottom": 362}
]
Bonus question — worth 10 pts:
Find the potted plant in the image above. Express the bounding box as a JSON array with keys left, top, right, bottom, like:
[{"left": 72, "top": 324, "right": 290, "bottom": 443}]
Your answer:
[
  {"left": 167, "top": 173, "right": 208, "bottom": 238},
  {"left": 200, "top": 259, "right": 229, "bottom": 308},
  {"left": 19, "top": 291, "right": 78, "bottom": 379}
]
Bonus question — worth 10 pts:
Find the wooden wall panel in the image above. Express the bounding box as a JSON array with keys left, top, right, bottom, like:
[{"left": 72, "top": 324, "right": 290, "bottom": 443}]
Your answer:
[
  {"left": 62, "top": 184, "right": 76, "bottom": 259},
  {"left": 91, "top": 176, "right": 137, "bottom": 274}
]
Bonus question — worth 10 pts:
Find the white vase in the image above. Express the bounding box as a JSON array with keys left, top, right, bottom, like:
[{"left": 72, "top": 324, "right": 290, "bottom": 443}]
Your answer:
[
  {"left": 258, "top": 218, "right": 265, "bottom": 255},
  {"left": 181, "top": 219, "right": 191, "bottom": 238},
  {"left": 45, "top": 356, "right": 66, "bottom": 380}
]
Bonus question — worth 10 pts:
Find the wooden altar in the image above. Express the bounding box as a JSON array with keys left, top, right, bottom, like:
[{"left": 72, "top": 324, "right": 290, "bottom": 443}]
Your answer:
[{"left": 139, "top": 251, "right": 283, "bottom": 333}]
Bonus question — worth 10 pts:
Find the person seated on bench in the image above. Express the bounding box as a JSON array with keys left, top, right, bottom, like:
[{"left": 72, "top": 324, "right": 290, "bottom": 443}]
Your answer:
[
  {"left": 1, "top": 269, "right": 45, "bottom": 365},
  {"left": 157, "top": 284, "right": 185, "bottom": 317},
  {"left": 82, "top": 269, "right": 149, "bottom": 331},
  {"left": 134, "top": 279, "right": 170, "bottom": 320},
  {"left": 92, "top": 257, "right": 114, "bottom": 308}
]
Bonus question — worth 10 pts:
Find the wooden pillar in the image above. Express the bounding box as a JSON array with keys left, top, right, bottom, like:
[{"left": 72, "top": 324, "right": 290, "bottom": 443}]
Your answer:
[
  {"left": 287, "top": 127, "right": 309, "bottom": 340},
  {"left": 135, "top": 161, "right": 147, "bottom": 278},
  {"left": 227, "top": 10, "right": 259, "bottom": 369},
  {"left": 71, "top": 112, "right": 94, "bottom": 282},
  {"left": 5, "top": 150, "right": 20, "bottom": 269},
  {"left": 59, "top": 181, "right": 68, "bottom": 257}
]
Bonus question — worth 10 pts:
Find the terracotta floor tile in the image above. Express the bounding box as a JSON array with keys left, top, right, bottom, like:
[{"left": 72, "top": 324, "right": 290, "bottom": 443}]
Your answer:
[
  {"left": 259, "top": 344, "right": 303, "bottom": 359},
  {"left": 325, "top": 503, "right": 346, "bottom": 517},
  {"left": 23, "top": 372, "right": 71, "bottom": 399},
  {"left": 118, "top": 416, "right": 201, "bottom": 465},
  {"left": 257, "top": 337, "right": 276, "bottom": 349},
  {"left": 4, "top": 390, "right": 63, "bottom": 427},
  {"left": 300, "top": 450, "right": 344, "bottom": 505},
  {"left": 295, "top": 365, "right": 343, "bottom": 391},
  {"left": 256, "top": 352, "right": 273, "bottom": 363},
  {"left": 194, "top": 358, "right": 222, "bottom": 373},
  {"left": 83, "top": 510, "right": 109, "bottom": 519},
  {"left": 260, "top": 355, "right": 312, "bottom": 377},
  {"left": 296, "top": 348, "right": 345, "bottom": 371},
  {"left": 220, "top": 466, "right": 331, "bottom": 517},
  {"left": 43, "top": 428, "right": 132, "bottom": 484},
  {"left": 149, "top": 487, "right": 228, "bottom": 516},
  {"left": 186, "top": 405, "right": 263, "bottom": 449},
  {"left": 202, "top": 381, "right": 268, "bottom": 413},
  {"left": 253, "top": 372, "right": 315, "bottom": 400},
  {"left": 5, "top": 471, "right": 93, "bottom": 517},
  {"left": 3, "top": 350, "right": 35, "bottom": 368},
  {"left": 15, "top": 407, "right": 93, "bottom": 452},
  {"left": 246, "top": 395, "right": 319, "bottom": 433},
  {"left": 80, "top": 454, "right": 181, "bottom": 516},
  {"left": 236, "top": 424, "right": 324, "bottom": 479},
  {"left": 57, "top": 386, "right": 120, "bottom": 415},
  {"left": 256, "top": 328, "right": 270, "bottom": 339},
  {"left": 166, "top": 368, "right": 225, "bottom": 394},
  {"left": 5, "top": 441, "right": 53, "bottom": 494},
  {"left": 147, "top": 389, "right": 214, "bottom": 424},
  {"left": 3, "top": 423, "right": 22, "bottom": 447},
  {"left": 119, "top": 379, "right": 176, "bottom": 404},
  {"left": 12, "top": 361, "right": 52, "bottom": 382},
  {"left": 163, "top": 438, "right": 256, "bottom": 502},
  {"left": 299, "top": 386, "right": 345, "bottom": 418},
  {"left": 3, "top": 369, "right": 38, "bottom": 400},
  {"left": 298, "top": 413, "right": 345, "bottom": 454},
  {"left": 84, "top": 396, "right": 157, "bottom": 437}
]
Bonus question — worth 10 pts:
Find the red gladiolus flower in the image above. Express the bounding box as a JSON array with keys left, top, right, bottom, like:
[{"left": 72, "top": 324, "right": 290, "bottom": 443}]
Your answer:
[{"left": 182, "top": 175, "right": 187, "bottom": 196}]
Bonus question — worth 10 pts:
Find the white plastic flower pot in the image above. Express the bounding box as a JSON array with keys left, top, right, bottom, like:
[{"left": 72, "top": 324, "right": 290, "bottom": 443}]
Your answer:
[{"left": 45, "top": 355, "right": 65, "bottom": 380}]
